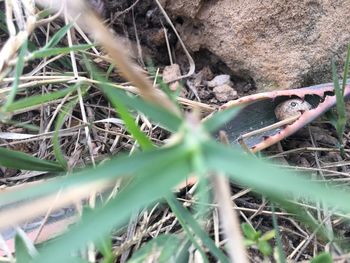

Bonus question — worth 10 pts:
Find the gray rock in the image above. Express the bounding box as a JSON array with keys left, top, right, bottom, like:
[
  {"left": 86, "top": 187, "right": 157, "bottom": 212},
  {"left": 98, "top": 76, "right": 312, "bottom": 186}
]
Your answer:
[
  {"left": 213, "top": 84, "right": 238, "bottom": 102},
  {"left": 207, "top": 74, "right": 232, "bottom": 88}
]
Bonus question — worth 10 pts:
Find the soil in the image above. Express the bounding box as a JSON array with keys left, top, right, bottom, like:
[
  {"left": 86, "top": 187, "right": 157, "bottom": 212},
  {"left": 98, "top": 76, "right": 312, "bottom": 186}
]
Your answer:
[{"left": 1, "top": 0, "right": 349, "bottom": 262}]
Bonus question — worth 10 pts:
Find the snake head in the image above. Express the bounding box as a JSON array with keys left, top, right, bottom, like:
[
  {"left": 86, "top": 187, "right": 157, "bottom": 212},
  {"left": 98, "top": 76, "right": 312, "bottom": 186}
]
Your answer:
[{"left": 274, "top": 98, "right": 312, "bottom": 121}]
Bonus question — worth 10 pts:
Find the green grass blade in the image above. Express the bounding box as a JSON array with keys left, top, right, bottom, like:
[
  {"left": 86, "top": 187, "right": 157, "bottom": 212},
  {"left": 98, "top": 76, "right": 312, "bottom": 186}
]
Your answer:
[
  {"left": 95, "top": 237, "right": 114, "bottom": 263},
  {"left": 94, "top": 81, "right": 182, "bottom": 133},
  {"left": 2, "top": 120, "right": 40, "bottom": 132},
  {"left": 310, "top": 252, "right": 332, "bottom": 263},
  {"left": 0, "top": 144, "right": 187, "bottom": 207},
  {"left": 110, "top": 96, "right": 154, "bottom": 150},
  {"left": 32, "top": 148, "right": 192, "bottom": 263},
  {"left": 37, "top": 8, "right": 58, "bottom": 20},
  {"left": 332, "top": 60, "right": 347, "bottom": 149},
  {"left": 105, "top": 64, "right": 115, "bottom": 79},
  {"left": 203, "top": 106, "right": 241, "bottom": 133},
  {"left": 85, "top": 60, "right": 157, "bottom": 150},
  {"left": 241, "top": 223, "right": 258, "bottom": 240},
  {"left": 128, "top": 235, "right": 181, "bottom": 263},
  {"left": 342, "top": 43, "right": 350, "bottom": 96},
  {"left": 271, "top": 204, "right": 286, "bottom": 263},
  {"left": 271, "top": 198, "right": 329, "bottom": 241},
  {"left": 2, "top": 40, "right": 27, "bottom": 111},
  {"left": 44, "top": 23, "right": 73, "bottom": 49},
  {"left": 53, "top": 102, "right": 78, "bottom": 170},
  {"left": 168, "top": 197, "right": 209, "bottom": 263},
  {"left": 0, "top": 147, "right": 64, "bottom": 172},
  {"left": 101, "top": 82, "right": 154, "bottom": 150},
  {"left": 203, "top": 141, "right": 350, "bottom": 213},
  {"left": 6, "top": 85, "right": 78, "bottom": 112},
  {"left": 30, "top": 44, "right": 93, "bottom": 59},
  {"left": 15, "top": 233, "right": 35, "bottom": 263},
  {"left": 167, "top": 195, "right": 230, "bottom": 263},
  {"left": 83, "top": 59, "right": 182, "bottom": 132}
]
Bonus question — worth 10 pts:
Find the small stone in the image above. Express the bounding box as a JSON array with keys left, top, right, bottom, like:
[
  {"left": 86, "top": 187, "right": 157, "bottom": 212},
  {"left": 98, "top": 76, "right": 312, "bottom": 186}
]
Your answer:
[
  {"left": 213, "top": 84, "right": 238, "bottom": 102},
  {"left": 207, "top": 74, "right": 232, "bottom": 88},
  {"left": 162, "top": 64, "right": 181, "bottom": 82},
  {"left": 162, "top": 64, "right": 181, "bottom": 91}
]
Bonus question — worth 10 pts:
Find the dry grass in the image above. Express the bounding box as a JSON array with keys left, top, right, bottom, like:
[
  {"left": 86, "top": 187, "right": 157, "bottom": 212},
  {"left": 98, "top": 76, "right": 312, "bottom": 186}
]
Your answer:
[{"left": 0, "top": 1, "right": 349, "bottom": 262}]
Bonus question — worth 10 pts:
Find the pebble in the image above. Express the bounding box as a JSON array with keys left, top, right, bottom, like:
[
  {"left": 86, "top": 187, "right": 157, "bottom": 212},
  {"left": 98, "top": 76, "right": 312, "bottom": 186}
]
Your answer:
[
  {"left": 207, "top": 74, "right": 232, "bottom": 88},
  {"left": 213, "top": 84, "right": 238, "bottom": 102}
]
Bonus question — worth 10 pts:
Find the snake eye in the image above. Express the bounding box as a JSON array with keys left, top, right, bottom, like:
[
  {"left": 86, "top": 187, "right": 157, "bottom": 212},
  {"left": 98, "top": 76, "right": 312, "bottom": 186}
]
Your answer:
[{"left": 290, "top": 101, "right": 297, "bottom": 107}]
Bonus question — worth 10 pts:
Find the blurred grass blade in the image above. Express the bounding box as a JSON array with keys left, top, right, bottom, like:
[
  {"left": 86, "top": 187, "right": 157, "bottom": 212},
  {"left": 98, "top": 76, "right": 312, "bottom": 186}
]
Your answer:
[
  {"left": 271, "top": 198, "right": 329, "bottom": 241},
  {"left": 167, "top": 195, "right": 230, "bottom": 263},
  {"left": 44, "top": 23, "right": 73, "bottom": 49},
  {"left": 241, "top": 223, "right": 258, "bottom": 240},
  {"left": 2, "top": 120, "right": 40, "bottom": 132},
  {"left": 203, "top": 106, "right": 241, "bottom": 133},
  {"left": 342, "top": 43, "right": 350, "bottom": 96},
  {"left": 30, "top": 44, "right": 93, "bottom": 59},
  {"left": 2, "top": 40, "right": 27, "bottom": 111},
  {"left": 271, "top": 204, "right": 286, "bottom": 263},
  {"left": 102, "top": 85, "right": 182, "bottom": 132},
  {"left": 167, "top": 196, "right": 209, "bottom": 263},
  {"left": 310, "top": 252, "right": 332, "bottom": 263},
  {"left": 37, "top": 8, "right": 55, "bottom": 20},
  {"left": 84, "top": 60, "right": 182, "bottom": 132},
  {"left": 95, "top": 237, "right": 114, "bottom": 263},
  {"left": 32, "top": 148, "right": 192, "bottom": 263},
  {"left": 128, "top": 235, "right": 181, "bottom": 263},
  {"left": 203, "top": 141, "right": 350, "bottom": 213},
  {"left": 332, "top": 59, "right": 347, "bottom": 154},
  {"left": 6, "top": 85, "right": 78, "bottom": 112},
  {"left": 0, "top": 144, "right": 188, "bottom": 208},
  {"left": 0, "top": 147, "right": 64, "bottom": 172},
  {"left": 53, "top": 101, "right": 78, "bottom": 169},
  {"left": 15, "top": 232, "right": 36, "bottom": 263},
  {"left": 101, "top": 82, "right": 154, "bottom": 150}
]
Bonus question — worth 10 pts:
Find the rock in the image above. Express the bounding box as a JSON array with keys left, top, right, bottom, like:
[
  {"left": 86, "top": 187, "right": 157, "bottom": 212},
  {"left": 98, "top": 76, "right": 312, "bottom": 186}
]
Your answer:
[
  {"left": 213, "top": 84, "right": 238, "bottom": 102},
  {"left": 206, "top": 74, "right": 232, "bottom": 88},
  {"left": 163, "top": 0, "right": 202, "bottom": 19},
  {"left": 163, "top": 0, "right": 350, "bottom": 91},
  {"left": 162, "top": 64, "right": 182, "bottom": 91}
]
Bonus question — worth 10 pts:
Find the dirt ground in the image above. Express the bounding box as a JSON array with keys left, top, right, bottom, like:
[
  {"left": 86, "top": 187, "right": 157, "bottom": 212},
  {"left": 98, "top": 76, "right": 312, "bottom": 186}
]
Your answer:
[{"left": 1, "top": 0, "right": 350, "bottom": 261}]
